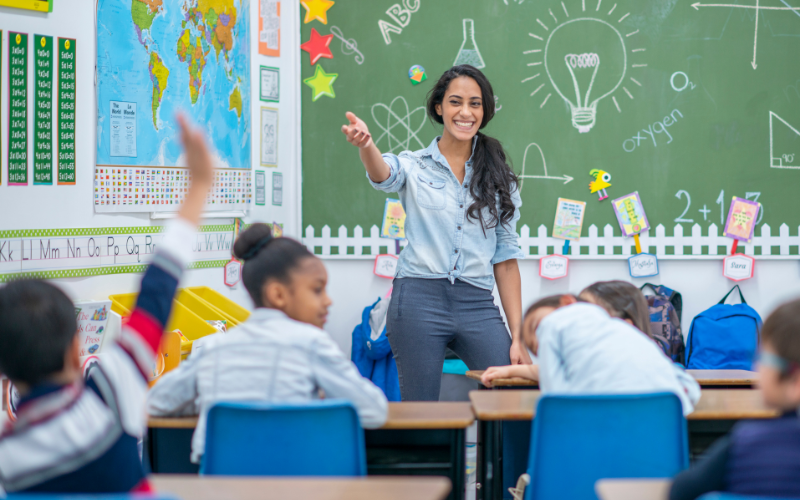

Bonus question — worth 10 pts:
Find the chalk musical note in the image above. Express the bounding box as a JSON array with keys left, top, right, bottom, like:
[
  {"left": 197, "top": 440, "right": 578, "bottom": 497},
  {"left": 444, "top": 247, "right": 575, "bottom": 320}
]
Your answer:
[{"left": 330, "top": 26, "right": 365, "bottom": 65}]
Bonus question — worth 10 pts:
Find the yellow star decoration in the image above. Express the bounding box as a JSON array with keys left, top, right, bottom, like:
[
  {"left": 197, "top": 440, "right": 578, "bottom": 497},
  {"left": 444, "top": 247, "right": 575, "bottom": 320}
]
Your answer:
[
  {"left": 301, "top": 0, "right": 334, "bottom": 24},
  {"left": 304, "top": 65, "right": 338, "bottom": 101}
]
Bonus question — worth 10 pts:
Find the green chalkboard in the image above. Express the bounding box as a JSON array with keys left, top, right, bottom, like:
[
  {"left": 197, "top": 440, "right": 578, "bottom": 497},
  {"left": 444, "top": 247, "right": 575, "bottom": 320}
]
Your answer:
[{"left": 301, "top": 0, "right": 800, "bottom": 248}]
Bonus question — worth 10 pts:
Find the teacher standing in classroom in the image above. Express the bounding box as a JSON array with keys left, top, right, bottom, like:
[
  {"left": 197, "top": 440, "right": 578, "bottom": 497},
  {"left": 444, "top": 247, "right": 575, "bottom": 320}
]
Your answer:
[{"left": 341, "top": 65, "right": 529, "bottom": 401}]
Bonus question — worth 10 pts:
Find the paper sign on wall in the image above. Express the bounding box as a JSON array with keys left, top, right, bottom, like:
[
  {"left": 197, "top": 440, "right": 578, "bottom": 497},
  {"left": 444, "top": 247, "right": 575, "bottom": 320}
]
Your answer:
[
  {"left": 629, "top": 253, "right": 659, "bottom": 278},
  {"left": 260, "top": 107, "right": 278, "bottom": 166},
  {"left": 552, "top": 198, "right": 586, "bottom": 241},
  {"left": 374, "top": 254, "right": 398, "bottom": 279},
  {"left": 612, "top": 192, "right": 650, "bottom": 237},
  {"left": 723, "top": 197, "right": 761, "bottom": 243},
  {"left": 539, "top": 255, "right": 569, "bottom": 280},
  {"left": 259, "top": 0, "right": 281, "bottom": 56},
  {"left": 381, "top": 199, "right": 406, "bottom": 239},
  {"left": 260, "top": 66, "right": 280, "bottom": 102},
  {"left": 75, "top": 301, "right": 111, "bottom": 357},
  {"left": 723, "top": 254, "right": 755, "bottom": 281}
]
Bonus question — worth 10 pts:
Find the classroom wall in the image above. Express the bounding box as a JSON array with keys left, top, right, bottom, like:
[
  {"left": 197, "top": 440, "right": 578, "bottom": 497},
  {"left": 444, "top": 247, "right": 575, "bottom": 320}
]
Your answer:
[{"left": 0, "top": 1, "right": 301, "bottom": 309}]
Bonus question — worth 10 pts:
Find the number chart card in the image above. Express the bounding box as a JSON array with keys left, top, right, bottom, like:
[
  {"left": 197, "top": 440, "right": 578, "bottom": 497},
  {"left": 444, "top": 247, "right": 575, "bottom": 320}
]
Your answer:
[
  {"left": 8, "top": 32, "right": 28, "bottom": 185},
  {"left": 612, "top": 192, "right": 650, "bottom": 237},
  {"left": 57, "top": 38, "right": 77, "bottom": 185},
  {"left": 552, "top": 198, "right": 586, "bottom": 240},
  {"left": 723, "top": 196, "right": 761, "bottom": 243},
  {"left": 33, "top": 34, "right": 54, "bottom": 185}
]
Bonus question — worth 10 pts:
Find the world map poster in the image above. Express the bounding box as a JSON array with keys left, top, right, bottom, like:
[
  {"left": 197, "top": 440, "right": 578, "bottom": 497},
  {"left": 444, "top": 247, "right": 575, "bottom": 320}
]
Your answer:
[{"left": 96, "top": 0, "right": 251, "bottom": 171}]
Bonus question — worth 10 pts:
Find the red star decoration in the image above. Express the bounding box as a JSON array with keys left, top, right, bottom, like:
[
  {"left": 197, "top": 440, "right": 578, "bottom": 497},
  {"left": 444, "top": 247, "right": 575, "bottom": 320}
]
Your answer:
[{"left": 300, "top": 28, "right": 334, "bottom": 65}]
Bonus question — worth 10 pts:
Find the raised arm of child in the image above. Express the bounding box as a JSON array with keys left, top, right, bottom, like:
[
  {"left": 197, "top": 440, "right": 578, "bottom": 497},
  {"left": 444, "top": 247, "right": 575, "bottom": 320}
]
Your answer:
[
  {"left": 481, "top": 364, "right": 539, "bottom": 388},
  {"left": 96, "top": 116, "right": 213, "bottom": 431}
]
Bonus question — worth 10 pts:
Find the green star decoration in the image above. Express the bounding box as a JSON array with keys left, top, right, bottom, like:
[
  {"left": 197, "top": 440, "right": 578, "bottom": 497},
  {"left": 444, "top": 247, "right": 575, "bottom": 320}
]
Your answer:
[{"left": 304, "top": 64, "right": 338, "bottom": 101}]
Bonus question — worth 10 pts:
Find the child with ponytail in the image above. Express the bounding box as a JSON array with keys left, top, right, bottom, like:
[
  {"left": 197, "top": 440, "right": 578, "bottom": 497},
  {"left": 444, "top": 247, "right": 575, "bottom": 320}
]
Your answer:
[{"left": 147, "top": 225, "right": 388, "bottom": 464}]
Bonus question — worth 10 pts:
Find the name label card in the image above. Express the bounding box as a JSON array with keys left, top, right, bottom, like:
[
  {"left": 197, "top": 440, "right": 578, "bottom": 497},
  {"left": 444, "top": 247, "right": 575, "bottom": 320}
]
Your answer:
[
  {"left": 723, "top": 254, "right": 754, "bottom": 281},
  {"left": 539, "top": 255, "right": 569, "bottom": 280},
  {"left": 629, "top": 253, "right": 659, "bottom": 278}
]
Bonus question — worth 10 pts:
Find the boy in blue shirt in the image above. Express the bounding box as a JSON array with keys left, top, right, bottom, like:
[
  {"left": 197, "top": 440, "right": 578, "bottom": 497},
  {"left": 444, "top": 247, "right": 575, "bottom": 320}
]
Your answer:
[
  {"left": 670, "top": 298, "right": 800, "bottom": 500},
  {"left": 0, "top": 116, "right": 213, "bottom": 494}
]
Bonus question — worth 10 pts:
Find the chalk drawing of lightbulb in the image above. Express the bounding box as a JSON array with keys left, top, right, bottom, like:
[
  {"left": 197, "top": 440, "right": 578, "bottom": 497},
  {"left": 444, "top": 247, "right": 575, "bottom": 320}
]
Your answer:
[{"left": 522, "top": 2, "right": 647, "bottom": 134}]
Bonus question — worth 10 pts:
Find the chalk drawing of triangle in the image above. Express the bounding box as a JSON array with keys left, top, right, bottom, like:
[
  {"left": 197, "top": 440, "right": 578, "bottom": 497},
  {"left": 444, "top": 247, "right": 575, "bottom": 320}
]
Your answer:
[{"left": 769, "top": 111, "right": 800, "bottom": 169}]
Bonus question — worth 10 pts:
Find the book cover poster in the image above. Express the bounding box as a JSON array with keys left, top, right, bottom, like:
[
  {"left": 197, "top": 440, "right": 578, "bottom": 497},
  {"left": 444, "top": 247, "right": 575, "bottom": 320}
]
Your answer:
[
  {"left": 75, "top": 301, "right": 111, "bottom": 357},
  {"left": 381, "top": 199, "right": 406, "bottom": 239},
  {"left": 552, "top": 198, "right": 586, "bottom": 241},
  {"left": 723, "top": 197, "right": 761, "bottom": 242},
  {"left": 612, "top": 192, "right": 650, "bottom": 237}
]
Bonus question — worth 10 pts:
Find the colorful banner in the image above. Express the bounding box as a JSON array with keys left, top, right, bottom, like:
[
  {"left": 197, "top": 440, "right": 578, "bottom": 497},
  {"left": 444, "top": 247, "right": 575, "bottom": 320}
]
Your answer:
[
  {"left": 57, "top": 38, "right": 76, "bottom": 185},
  {"left": 0, "top": 224, "right": 242, "bottom": 282},
  {"left": 33, "top": 34, "right": 53, "bottom": 185},
  {"left": 8, "top": 32, "right": 28, "bottom": 185}
]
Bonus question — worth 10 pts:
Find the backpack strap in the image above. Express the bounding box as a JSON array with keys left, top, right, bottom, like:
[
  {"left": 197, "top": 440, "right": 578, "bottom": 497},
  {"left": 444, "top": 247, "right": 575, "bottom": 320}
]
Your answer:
[
  {"left": 640, "top": 283, "right": 658, "bottom": 295},
  {"left": 719, "top": 285, "right": 746, "bottom": 305}
]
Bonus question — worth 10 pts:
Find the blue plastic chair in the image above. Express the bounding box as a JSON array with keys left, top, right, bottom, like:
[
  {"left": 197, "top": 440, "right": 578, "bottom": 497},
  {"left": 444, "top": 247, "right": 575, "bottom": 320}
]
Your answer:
[
  {"left": 699, "top": 495, "right": 800, "bottom": 500},
  {"left": 6, "top": 496, "right": 179, "bottom": 499},
  {"left": 525, "top": 393, "right": 689, "bottom": 500},
  {"left": 201, "top": 400, "right": 367, "bottom": 476}
]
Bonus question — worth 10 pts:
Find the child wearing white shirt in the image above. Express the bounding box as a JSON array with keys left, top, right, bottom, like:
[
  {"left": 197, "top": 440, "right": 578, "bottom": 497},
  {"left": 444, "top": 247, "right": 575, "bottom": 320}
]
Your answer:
[{"left": 147, "top": 224, "right": 388, "bottom": 464}]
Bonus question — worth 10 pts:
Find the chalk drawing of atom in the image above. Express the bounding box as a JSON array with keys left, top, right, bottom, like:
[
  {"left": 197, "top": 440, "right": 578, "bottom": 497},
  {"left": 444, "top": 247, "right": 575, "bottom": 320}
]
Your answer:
[{"left": 371, "top": 96, "right": 427, "bottom": 154}]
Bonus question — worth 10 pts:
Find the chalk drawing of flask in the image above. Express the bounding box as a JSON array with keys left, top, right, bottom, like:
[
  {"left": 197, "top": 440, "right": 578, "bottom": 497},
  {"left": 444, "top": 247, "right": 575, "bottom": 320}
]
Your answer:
[{"left": 454, "top": 19, "right": 485, "bottom": 69}]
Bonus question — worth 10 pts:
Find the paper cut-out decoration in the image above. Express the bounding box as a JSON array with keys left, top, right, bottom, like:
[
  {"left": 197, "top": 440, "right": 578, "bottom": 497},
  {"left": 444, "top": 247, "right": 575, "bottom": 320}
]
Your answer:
[
  {"left": 723, "top": 197, "right": 761, "bottom": 243},
  {"left": 271, "top": 222, "right": 284, "bottom": 237},
  {"left": 301, "top": 0, "right": 334, "bottom": 24},
  {"left": 629, "top": 253, "right": 659, "bottom": 278},
  {"left": 381, "top": 199, "right": 406, "bottom": 239},
  {"left": 303, "top": 65, "right": 338, "bottom": 101},
  {"left": 552, "top": 198, "right": 586, "bottom": 241},
  {"left": 454, "top": 19, "right": 485, "bottom": 69},
  {"left": 589, "top": 169, "right": 612, "bottom": 201},
  {"left": 301, "top": 28, "right": 334, "bottom": 65},
  {"left": 723, "top": 254, "right": 755, "bottom": 282},
  {"left": 409, "top": 65, "right": 427, "bottom": 85},
  {"left": 374, "top": 254, "right": 399, "bottom": 279},
  {"left": 540, "top": 255, "right": 569, "bottom": 280},
  {"left": 224, "top": 258, "right": 242, "bottom": 287},
  {"left": 612, "top": 192, "right": 650, "bottom": 238}
]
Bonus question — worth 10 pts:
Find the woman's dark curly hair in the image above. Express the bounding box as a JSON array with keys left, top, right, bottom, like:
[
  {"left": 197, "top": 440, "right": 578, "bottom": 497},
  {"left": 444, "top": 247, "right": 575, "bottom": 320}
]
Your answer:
[{"left": 426, "top": 65, "right": 519, "bottom": 232}]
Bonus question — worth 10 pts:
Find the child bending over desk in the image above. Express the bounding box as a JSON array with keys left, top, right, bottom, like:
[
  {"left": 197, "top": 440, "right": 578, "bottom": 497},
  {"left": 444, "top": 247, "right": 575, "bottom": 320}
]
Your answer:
[
  {"left": 481, "top": 291, "right": 699, "bottom": 415},
  {"left": 670, "top": 298, "right": 800, "bottom": 500},
  {"left": 147, "top": 223, "right": 389, "bottom": 464},
  {"left": 0, "top": 116, "right": 213, "bottom": 494}
]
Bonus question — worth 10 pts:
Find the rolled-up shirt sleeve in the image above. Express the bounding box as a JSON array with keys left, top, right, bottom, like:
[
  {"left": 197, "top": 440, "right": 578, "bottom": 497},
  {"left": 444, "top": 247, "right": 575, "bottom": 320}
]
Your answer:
[
  {"left": 491, "top": 186, "right": 524, "bottom": 264},
  {"left": 367, "top": 153, "right": 409, "bottom": 193}
]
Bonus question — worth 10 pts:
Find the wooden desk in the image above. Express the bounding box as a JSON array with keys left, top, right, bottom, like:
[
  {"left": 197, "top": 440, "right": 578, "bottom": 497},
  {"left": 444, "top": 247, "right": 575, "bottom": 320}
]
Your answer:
[
  {"left": 469, "top": 390, "right": 778, "bottom": 500},
  {"left": 150, "top": 474, "right": 452, "bottom": 500},
  {"left": 466, "top": 369, "right": 757, "bottom": 389},
  {"left": 595, "top": 479, "right": 671, "bottom": 500},
  {"left": 147, "top": 403, "right": 474, "bottom": 500}
]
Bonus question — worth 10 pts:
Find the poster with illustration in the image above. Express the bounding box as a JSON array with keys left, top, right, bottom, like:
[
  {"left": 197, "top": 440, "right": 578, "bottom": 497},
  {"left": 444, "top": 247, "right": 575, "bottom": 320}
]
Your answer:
[
  {"left": 552, "top": 198, "right": 586, "bottom": 241},
  {"left": 612, "top": 192, "right": 650, "bottom": 237},
  {"left": 381, "top": 199, "right": 406, "bottom": 239},
  {"left": 723, "top": 197, "right": 761, "bottom": 242},
  {"left": 75, "top": 300, "right": 112, "bottom": 357}
]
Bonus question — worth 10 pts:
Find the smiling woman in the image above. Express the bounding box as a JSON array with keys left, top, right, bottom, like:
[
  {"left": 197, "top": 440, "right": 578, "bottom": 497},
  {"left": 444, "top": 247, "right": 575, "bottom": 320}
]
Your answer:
[{"left": 340, "top": 65, "right": 528, "bottom": 401}]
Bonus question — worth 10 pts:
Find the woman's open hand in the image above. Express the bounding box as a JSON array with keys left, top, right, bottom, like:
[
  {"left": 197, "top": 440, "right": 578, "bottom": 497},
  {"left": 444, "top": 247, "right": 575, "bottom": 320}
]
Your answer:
[{"left": 341, "top": 112, "right": 373, "bottom": 149}]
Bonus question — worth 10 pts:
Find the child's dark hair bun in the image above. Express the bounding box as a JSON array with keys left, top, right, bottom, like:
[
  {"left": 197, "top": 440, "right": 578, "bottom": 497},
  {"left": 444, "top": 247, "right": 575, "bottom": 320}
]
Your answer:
[{"left": 233, "top": 223, "right": 273, "bottom": 261}]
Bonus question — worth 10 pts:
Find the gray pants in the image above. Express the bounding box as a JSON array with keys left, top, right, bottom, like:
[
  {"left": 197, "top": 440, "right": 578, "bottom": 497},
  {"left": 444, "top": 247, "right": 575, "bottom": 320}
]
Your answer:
[{"left": 386, "top": 278, "right": 513, "bottom": 401}]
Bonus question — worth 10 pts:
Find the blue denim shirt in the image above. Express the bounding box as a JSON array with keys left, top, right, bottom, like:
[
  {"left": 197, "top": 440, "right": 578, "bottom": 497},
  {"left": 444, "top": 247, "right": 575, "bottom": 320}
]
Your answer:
[{"left": 369, "top": 137, "right": 524, "bottom": 290}]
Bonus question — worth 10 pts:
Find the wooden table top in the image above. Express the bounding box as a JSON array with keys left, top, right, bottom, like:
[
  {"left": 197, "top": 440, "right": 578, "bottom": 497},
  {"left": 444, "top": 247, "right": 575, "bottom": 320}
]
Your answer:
[
  {"left": 595, "top": 479, "right": 671, "bottom": 500},
  {"left": 150, "top": 474, "right": 452, "bottom": 500},
  {"left": 465, "top": 369, "right": 757, "bottom": 388},
  {"left": 148, "top": 402, "right": 475, "bottom": 430},
  {"left": 469, "top": 389, "right": 781, "bottom": 421}
]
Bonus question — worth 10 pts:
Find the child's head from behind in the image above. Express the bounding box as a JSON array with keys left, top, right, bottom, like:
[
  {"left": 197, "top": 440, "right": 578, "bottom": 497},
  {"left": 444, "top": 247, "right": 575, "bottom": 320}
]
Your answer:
[
  {"left": 0, "top": 280, "right": 81, "bottom": 390},
  {"left": 522, "top": 294, "right": 578, "bottom": 355},
  {"left": 758, "top": 298, "right": 800, "bottom": 411},
  {"left": 234, "top": 223, "right": 331, "bottom": 328},
  {"left": 578, "top": 280, "right": 652, "bottom": 335}
]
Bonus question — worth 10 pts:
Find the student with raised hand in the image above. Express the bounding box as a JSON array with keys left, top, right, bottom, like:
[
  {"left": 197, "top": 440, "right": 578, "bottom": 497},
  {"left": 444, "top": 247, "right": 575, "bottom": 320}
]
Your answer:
[
  {"left": 480, "top": 292, "right": 699, "bottom": 416},
  {"left": 670, "top": 298, "right": 800, "bottom": 500},
  {"left": 0, "top": 115, "right": 213, "bottom": 494},
  {"left": 147, "top": 223, "right": 389, "bottom": 464},
  {"left": 341, "top": 65, "right": 527, "bottom": 402}
]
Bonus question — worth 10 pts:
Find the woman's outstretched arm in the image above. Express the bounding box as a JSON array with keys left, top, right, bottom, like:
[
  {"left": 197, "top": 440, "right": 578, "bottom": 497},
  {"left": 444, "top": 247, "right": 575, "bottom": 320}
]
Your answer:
[{"left": 341, "top": 111, "right": 390, "bottom": 183}]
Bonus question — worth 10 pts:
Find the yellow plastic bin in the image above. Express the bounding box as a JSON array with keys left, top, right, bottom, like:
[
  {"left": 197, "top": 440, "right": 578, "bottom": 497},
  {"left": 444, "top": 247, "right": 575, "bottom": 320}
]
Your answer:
[
  {"left": 108, "top": 292, "right": 216, "bottom": 356},
  {"left": 185, "top": 286, "right": 250, "bottom": 324},
  {"left": 175, "top": 290, "right": 239, "bottom": 327}
]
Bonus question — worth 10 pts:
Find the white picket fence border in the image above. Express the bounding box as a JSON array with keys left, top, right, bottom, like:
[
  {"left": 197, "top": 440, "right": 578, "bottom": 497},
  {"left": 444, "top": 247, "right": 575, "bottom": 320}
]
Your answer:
[{"left": 303, "top": 223, "right": 800, "bottom": 260}]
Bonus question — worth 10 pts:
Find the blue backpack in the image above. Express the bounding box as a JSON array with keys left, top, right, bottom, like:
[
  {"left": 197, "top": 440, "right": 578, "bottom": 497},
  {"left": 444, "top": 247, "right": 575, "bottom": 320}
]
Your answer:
[{"left": 685, "top": 285, "right": 762, "bottom": 370}]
